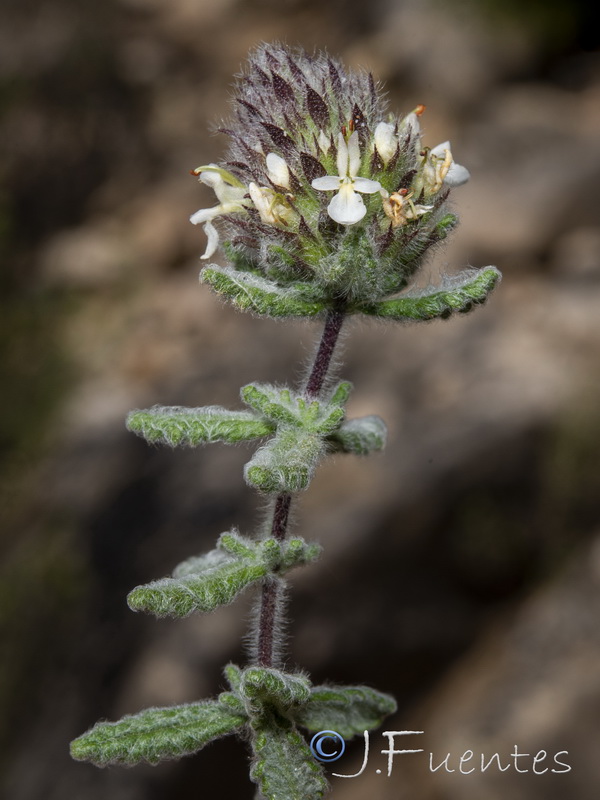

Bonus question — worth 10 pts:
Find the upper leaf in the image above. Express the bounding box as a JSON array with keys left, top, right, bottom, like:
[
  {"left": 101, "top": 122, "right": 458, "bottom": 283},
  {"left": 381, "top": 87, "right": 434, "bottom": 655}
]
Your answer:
[
  {"left": 128, "top": 532, "right": 321, "bottom": 618},
  {"left": 70, "top": 701, "right": 245, "bottom": 767},
  {"left": 240, "top": 667, "right": 311, "bottom": 717},
  {"left": 201, "top": 265, "right": 328, "bottom": 317},
  {"left": 327, "top": 415, "right": 387, "bottom": 455},
  {"left": 127, "top": 559, "right": 269, "bottom": 618},
  {"left": 127, "top": 405, "right": 274, "bottom": 447},
  {"left": 244, "top": 429, "right": 326, "bottom": 493},
  {"left": 356, "top": 266, "right": 501, "bottom": 322},
  {"left": 241, "top": 381, "right": 351, "bottom": 434}
]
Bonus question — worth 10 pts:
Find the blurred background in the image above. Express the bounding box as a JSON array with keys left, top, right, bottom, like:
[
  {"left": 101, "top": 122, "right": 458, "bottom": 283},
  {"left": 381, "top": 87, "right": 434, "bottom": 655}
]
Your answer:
[{"left": 1, "top": 0, "right": 599, "bottom": 798}]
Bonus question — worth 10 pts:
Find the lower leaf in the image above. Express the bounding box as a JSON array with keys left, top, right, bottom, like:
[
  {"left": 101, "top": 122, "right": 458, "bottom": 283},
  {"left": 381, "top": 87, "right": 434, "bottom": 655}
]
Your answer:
[
  {"left": 70, "top": 701, "right": 246, "bottom": 766},
  {"left": 250, "top": 716, "right": 327, "bottom": 800},
  {"left": 295, "top": 684, "right": 397, "bottom": 739}
]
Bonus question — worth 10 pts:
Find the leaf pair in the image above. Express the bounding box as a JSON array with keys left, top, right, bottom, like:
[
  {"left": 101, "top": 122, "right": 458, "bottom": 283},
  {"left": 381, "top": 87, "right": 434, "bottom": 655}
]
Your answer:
[
  {"left": 202, "top": 262, "right": 501, "bottom": 322},
  {"left": 127, "top": 381, "right": 388, "bottom": 495},
  {"left": 71, "top": 664, "right": 397, "bottom": 800},
  {"left": 128, "top": 531, "right": 321, "bottom": 618}
]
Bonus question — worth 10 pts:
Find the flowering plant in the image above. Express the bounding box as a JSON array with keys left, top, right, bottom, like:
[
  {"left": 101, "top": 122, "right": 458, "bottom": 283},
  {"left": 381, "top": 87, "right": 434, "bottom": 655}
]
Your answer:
[{"left": 70, "top": 44, "right": 500, "bottom": 799}]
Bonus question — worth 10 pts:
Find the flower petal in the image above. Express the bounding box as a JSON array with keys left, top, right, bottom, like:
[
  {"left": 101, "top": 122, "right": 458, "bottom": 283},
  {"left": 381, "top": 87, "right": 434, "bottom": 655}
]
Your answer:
[
  {"left": 431, "top": 141, "right": 451, "bottom": 158},
  {"left": 346, "top": 131, "right": 361, "bottom": 178},
  {"left": 190, "top": 207, "right": 218, "bottom": 225},
  {"left": 353, "top": 177, "right": 382, "bottom": 194},
  {"left": 266, "top": 153, "right": 290, "bottom": 188},
  {"left": 311, "top": 176, "right": 342, "bottom": 191},
  {"left": 198, "top": 167, "right": 247, "bottom": 205},
  {"left": 400, "top": 111, "right": 421, "bottom": 140},
  {"left": 444, "top": 162, "right": 470, "bottom": 187},
  {"left": 374, "top": 122, "right": 397, "bottom": 164},
  {"left": 327, "top": 183, "right": 366, "bottom": 225},
  {"left": 336, "top": 132, "right": 349, "bottom": 178},
  {"left": 200, "top": 220, "right": 219, "bottom": 260}
]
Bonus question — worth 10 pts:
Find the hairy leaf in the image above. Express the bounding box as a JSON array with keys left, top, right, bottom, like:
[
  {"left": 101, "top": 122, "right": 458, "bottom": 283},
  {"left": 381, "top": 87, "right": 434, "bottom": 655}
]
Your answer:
[
  {"left": 127, "top": 560, "right": 268, "bottom": 617},
  {"left": 294, "top": 685, "right": 397, "bottom": 739},
  {"left": 70, "top": 701, "right": 245, "bottom": 766},
  {"left": 251, "top": 717, "right": 327, "bottom": 800},
  {"left": 131, "top": 533, "right": 321, "bottom": 617},
  {"left": 244, "top": 429, "right": 325, "bottom": 493},
  {"left": 357, "top": 266, "right": 501, "bottom": 322},
  {"left": 240, "top": 667, "right": 311, "bottom": 717},
  {"left": 241, "top": 381, "right": 350, "bottom": 434},
  {"left": 201, "top": 265, "right": 327, "bottom": 317},
  {"left": 127, "top": 406, "right": 273, "bottom": 447},
  {"left": 279, "top": 538, "right": 322, "bottom": 570},
  {"left": 328, "top": 415, "right": 387, "bottom": 455}
]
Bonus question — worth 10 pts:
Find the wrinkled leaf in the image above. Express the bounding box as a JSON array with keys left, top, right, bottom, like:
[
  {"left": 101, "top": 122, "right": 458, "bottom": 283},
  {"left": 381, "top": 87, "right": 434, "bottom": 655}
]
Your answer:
[
  {"left": 295, "top": 685, "right": 397, "bottom": 739},
  {"left": 127, "top": 560, "right": 268, "bottom": 617},
  {"left": 251, "top": 717, "right": 327, "bottom": 800},
  {"left": 244, "top": 429, "right": 325, "bottom": 493},
  {"left": 328, "top": 415, "right": 387, "bottom": 455},
  {"left": 358, "top": 266, "right": 501, "bottom": 322},
  {"left": 202, "top": 265, "right": 327, "bottom": 317},
  {"left": 70, "top": 701, "right": 245, "bottom": 766},
  {"left": 127, "top": 406, "right": 273, "bottom": 447},
  {"left": 240, "top": 667, "right": 311, "bottom": 716}
]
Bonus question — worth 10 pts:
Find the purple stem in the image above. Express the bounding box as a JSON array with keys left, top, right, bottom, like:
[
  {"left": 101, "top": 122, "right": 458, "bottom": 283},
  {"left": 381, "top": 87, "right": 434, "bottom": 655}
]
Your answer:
[{"left": 256, "top": 309, "right": 345, "bottom": 667}]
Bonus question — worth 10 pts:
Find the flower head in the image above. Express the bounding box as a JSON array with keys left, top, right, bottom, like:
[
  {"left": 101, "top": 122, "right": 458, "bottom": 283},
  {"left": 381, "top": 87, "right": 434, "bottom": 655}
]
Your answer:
[{"left": 189, "top": 44, "right": 472, "bottom": 303}]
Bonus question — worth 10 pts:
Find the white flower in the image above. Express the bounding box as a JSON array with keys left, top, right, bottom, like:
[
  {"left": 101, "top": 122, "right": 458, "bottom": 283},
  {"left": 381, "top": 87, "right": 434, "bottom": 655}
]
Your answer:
[
  {"left": 248, "top": 183, "right": 294, "bottom": 227},
  {"left": 430, "top": 141, "right": 470, "bottom": 187},
  {"left": 190, "top": 165, "right": 248, "bottom": 259},
  {"left": 415, "top": 142, "right": 470, "bottom": 196},
  {"left": 265, "top": 153, "right": 290, "bottom": 189},
  {"left": 311, "top": 131, "right": 381, "bottom": 225},
  {"left": 373, "top": 122, "right": 397, "bottom": 165}
]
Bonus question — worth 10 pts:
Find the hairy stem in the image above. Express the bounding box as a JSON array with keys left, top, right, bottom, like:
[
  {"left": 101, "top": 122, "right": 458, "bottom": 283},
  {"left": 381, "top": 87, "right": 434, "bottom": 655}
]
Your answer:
[{"left": 256, "top": 309, "right": 345, "bottom": 667}]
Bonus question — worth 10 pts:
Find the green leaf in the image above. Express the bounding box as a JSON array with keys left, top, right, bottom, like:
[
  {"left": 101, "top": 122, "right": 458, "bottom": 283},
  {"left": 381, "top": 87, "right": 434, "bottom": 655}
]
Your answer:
[
  {"left": 223, "top": 662, "right": 243, "bottom": 692},
  {"left": 357, "top": 266, "right": 501, "bottom": 322},
  {"left": 171, "top": 547, "right": 230, "bottom": 579},
  {"left": 240, "top": 667, "right": 311, "bottom": 717},
  {"left": 244, "top": 429, "right": 325, "bottom": 493},
  {"left": 130, "top": 533, "right": 321, "bottom": 617},
  {"left": 279, "top": 538, "right": 322, "bottom": 570},
  {"left": 201, "top": 265, "right": 327, "bottom": 317},
  {"left": 294, "top": 685, "right": 397, "bottom": 739},
  {"left": 126, "top": 405, "right": 274, "bottom": 447},
  {"left": 70, "top": 701, "right": 245, "bottom": 766},
  {"left": 328, "top": 415, "right": 387, "bottom": 455},
  {"left": 250, "top": 717, "right": 327, "bottom": 800},
  {"left": 241, "top": 384, "right": 300, "bottom": 426},
  {"left": 241, "top": 381, "right": 350, "bottom": 434},
  {"left": 127, "top": 559, "right": 269, "bottom": 617}
]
